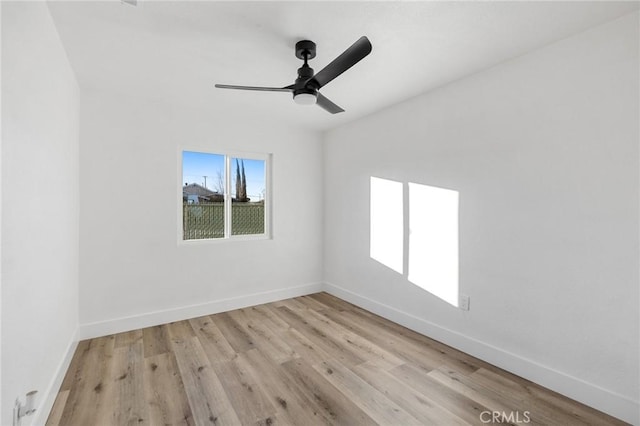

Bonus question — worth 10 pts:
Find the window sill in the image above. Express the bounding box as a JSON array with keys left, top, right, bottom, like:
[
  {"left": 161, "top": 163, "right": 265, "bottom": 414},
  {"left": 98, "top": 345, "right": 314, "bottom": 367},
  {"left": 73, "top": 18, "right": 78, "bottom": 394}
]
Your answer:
[{"left": 178, "top": 234, "right": 272, "bottom": 246}]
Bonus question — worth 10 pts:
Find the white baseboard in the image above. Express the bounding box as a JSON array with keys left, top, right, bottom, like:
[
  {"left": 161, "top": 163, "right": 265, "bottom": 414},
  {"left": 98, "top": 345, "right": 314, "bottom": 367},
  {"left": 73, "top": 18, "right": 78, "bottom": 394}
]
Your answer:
[
  {"left": 78, "top": 282, "right": 324, "bottom": 340},
  {"left": 323, "top": 281, "right": 639, "bottom": 426},
  {"left": 30, "top": 329, "right": 78, "bottom": 426}
]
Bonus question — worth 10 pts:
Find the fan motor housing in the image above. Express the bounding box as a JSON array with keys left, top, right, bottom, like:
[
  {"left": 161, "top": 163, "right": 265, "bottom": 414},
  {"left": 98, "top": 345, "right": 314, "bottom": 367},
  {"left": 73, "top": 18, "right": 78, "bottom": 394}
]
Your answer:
[{"left": 297, "top": 65, "right": 314, "bottom": 80}]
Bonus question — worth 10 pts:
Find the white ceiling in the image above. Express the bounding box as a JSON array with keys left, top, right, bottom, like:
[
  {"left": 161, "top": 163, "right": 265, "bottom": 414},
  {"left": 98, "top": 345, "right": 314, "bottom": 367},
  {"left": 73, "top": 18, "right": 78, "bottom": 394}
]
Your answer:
[{"left": 48, "top": 1, "right": 639, "bottom": 132}]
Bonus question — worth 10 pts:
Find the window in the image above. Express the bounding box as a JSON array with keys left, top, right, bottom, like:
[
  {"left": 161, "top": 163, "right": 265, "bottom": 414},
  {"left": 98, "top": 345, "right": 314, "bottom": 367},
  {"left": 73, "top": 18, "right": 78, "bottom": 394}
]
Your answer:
[{"left": 181, "top": 150, "right": 269, "bottom": 241}]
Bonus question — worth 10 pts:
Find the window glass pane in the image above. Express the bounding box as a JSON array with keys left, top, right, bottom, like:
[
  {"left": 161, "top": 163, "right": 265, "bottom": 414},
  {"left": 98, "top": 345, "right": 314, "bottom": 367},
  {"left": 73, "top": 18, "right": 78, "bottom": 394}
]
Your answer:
[
  {"left": 182, "top": 151, "right": 225, "bottom": 239},
  {"left": 231, "top": 157, "right": 266, "bottom": 235}
]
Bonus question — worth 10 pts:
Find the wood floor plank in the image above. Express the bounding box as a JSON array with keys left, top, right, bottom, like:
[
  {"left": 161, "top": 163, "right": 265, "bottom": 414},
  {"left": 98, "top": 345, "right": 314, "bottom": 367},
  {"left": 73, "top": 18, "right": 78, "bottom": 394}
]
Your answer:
[
  {"left": 283, "top": 327, "right": 333, "bottom": 367},
  {"left": 213, "top": 311, "right": 256, "bottom": 353},
  {"left": 330, "top": 304, "right": 483, "bottom": 374},
  {"left": 241, "top": 305, "right": 293, "bottom": 342},
  {"left": 143, "top": 353, "right": 194, "bottom": 425},
  {"left": 428, "top": 365, "right": 542, "bottom": 425},
  {"left": 50, "top": 293, "right": 628, "bottom": 426},
  {"left": 241, "top": 348, "right": 336, "bottom": 425},
  {"left": 108, "top": 341, "right": 148, "bottom": 425},
  {"left": 114, "top": 329, "right": 143, "bottom": 348},
  {"left": 228, "top": 308, "right": 297, "bottom": 364},
  {"left": 249, "top": 304, "right": 291, "bottom": 334},
  {"left": 271, "top": 297, "right": 308, "bottom": 310},
  {"left": 389, "top": 362, "right": 494, "bottom": 425},
  {"left": 167, "top": 320, "right": 196, "bottom": 342},
  {"left": 296, "top": 294, "right": 334, "bottom": 312},
  {"left": 274, "top": 305, "right": 367, "bottom": 366},
  {"left": 59, "top": 340, "right": 91, "bottom": 392},
  {"left": 212, "top": 352, "right": 277, "bottom": 424},
  {"left": 320, "top": 308, "right": 449, "bottom": 373},
  {"left": 354, "top": 361, "right": 469, "bottom": 425},
  {"left": 312, "top": 359, "right": 423, "bottom": 425},
  {"left": 142, "top": 324, "right": 171, "bottom": 358},
  {"left": 189, "top": 315, "right": 237, "bottom": 364},
  {"left": 303, "top": 307, "right": 404, "bottom": 370},
  {"left": 307, "top": 292, "right": 354, "bottom": 312},
  {"left": 56, "top": 336, "right": 116, "bottom": 426},
  {"left": 280, "top": 357, "right": 377, "bottom": 425},
  {"left": 45, "top": 390, "right": 69, "bottom": 426},
  {"left": 170, "top": 335, "right": 241, "bottom": 425}
]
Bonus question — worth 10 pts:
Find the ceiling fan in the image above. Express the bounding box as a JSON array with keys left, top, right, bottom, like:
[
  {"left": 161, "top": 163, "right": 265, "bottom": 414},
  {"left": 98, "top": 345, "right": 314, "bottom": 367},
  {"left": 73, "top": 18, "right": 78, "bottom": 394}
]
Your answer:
[{"left": 215, "top": 36, "right": 372, "bottom": 114}]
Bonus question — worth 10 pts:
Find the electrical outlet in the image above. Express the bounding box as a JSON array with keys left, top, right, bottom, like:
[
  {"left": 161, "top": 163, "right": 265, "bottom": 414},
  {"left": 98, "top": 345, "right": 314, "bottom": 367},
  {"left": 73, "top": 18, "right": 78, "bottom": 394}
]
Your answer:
[
  {"left": 460, "top": 294, "right": 470, "bottom": 311},
  {"left": 13, "top": 391, "right": 37, "bottom": 426}
]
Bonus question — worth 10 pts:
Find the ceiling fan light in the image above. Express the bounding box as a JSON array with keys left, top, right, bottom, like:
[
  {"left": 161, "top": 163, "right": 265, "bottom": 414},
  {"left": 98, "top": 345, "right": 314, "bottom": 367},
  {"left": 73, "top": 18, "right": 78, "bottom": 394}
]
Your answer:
[{"left": 293, "top": 92, "right": 317, "bottom": 106}]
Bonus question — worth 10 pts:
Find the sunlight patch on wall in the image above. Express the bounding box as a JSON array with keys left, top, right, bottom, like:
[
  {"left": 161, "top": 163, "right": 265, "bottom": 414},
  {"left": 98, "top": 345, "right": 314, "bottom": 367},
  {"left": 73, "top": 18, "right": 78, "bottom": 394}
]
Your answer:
[
  {"left": 408, "top": 183, "right": 459, "bottom": 307},
  {"left": 370, "top": 177, "right": 403, "bottom": 274}
]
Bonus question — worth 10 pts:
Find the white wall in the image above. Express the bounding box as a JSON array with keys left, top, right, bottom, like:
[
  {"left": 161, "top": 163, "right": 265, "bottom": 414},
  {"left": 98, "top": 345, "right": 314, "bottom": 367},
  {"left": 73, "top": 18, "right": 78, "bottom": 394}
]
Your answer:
[
  {"left": 78, "top": 90, "right": 323, "bottom": 335},
  {"left": 1, "top": 3, "right": 636, "bottom": 425},
  {"left": 324, "top": 11, "right": 639, "bottom": 424},
  {"left": 1, "top": 3, "right": 80, "bottom": 425}
]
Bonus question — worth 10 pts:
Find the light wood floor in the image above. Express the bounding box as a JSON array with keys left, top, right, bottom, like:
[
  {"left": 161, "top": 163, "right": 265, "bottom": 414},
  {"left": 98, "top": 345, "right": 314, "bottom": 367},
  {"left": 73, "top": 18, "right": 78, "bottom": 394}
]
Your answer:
[{"left": 47, "top": 293, "right": 626, "bottom": 426}]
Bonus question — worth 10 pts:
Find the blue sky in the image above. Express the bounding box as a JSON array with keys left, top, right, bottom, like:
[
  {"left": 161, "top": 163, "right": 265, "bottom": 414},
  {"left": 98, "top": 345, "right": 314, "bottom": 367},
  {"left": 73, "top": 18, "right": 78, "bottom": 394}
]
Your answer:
[{"left": 182, "top": 151, "right": 266, "bottom": 200}]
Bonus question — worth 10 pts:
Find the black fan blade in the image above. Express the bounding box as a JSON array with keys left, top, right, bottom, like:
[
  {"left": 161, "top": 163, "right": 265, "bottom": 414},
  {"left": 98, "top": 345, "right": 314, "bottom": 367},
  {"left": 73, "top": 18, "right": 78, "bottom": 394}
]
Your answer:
[
  {"left": 307, "top": 36, "right": 372, "bottom": 89},
  {"left": 316, "top": 92, "right": 344, "bottom": 114},
  {"left": 215, "top": 84, "right": 293, "bottom": 92}
]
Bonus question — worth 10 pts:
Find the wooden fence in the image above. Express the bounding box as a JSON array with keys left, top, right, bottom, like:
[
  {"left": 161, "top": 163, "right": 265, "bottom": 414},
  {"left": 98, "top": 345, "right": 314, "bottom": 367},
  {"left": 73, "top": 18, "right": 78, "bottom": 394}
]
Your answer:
[{"left": 183, "top": 202, "right": 265, "bottom": 239}]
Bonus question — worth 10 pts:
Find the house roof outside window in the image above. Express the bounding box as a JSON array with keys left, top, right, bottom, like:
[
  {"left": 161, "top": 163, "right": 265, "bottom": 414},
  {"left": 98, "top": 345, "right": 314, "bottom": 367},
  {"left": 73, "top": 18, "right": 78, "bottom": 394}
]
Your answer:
[{"left": 183, "top": 183, "right": 223, "bottom": 203}]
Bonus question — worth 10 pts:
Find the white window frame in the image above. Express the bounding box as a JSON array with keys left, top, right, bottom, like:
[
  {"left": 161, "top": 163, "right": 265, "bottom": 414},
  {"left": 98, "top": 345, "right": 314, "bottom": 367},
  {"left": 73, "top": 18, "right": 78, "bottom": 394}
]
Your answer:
[{"left": 178, "top": 148, "right": 271, "bottom": 243}]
